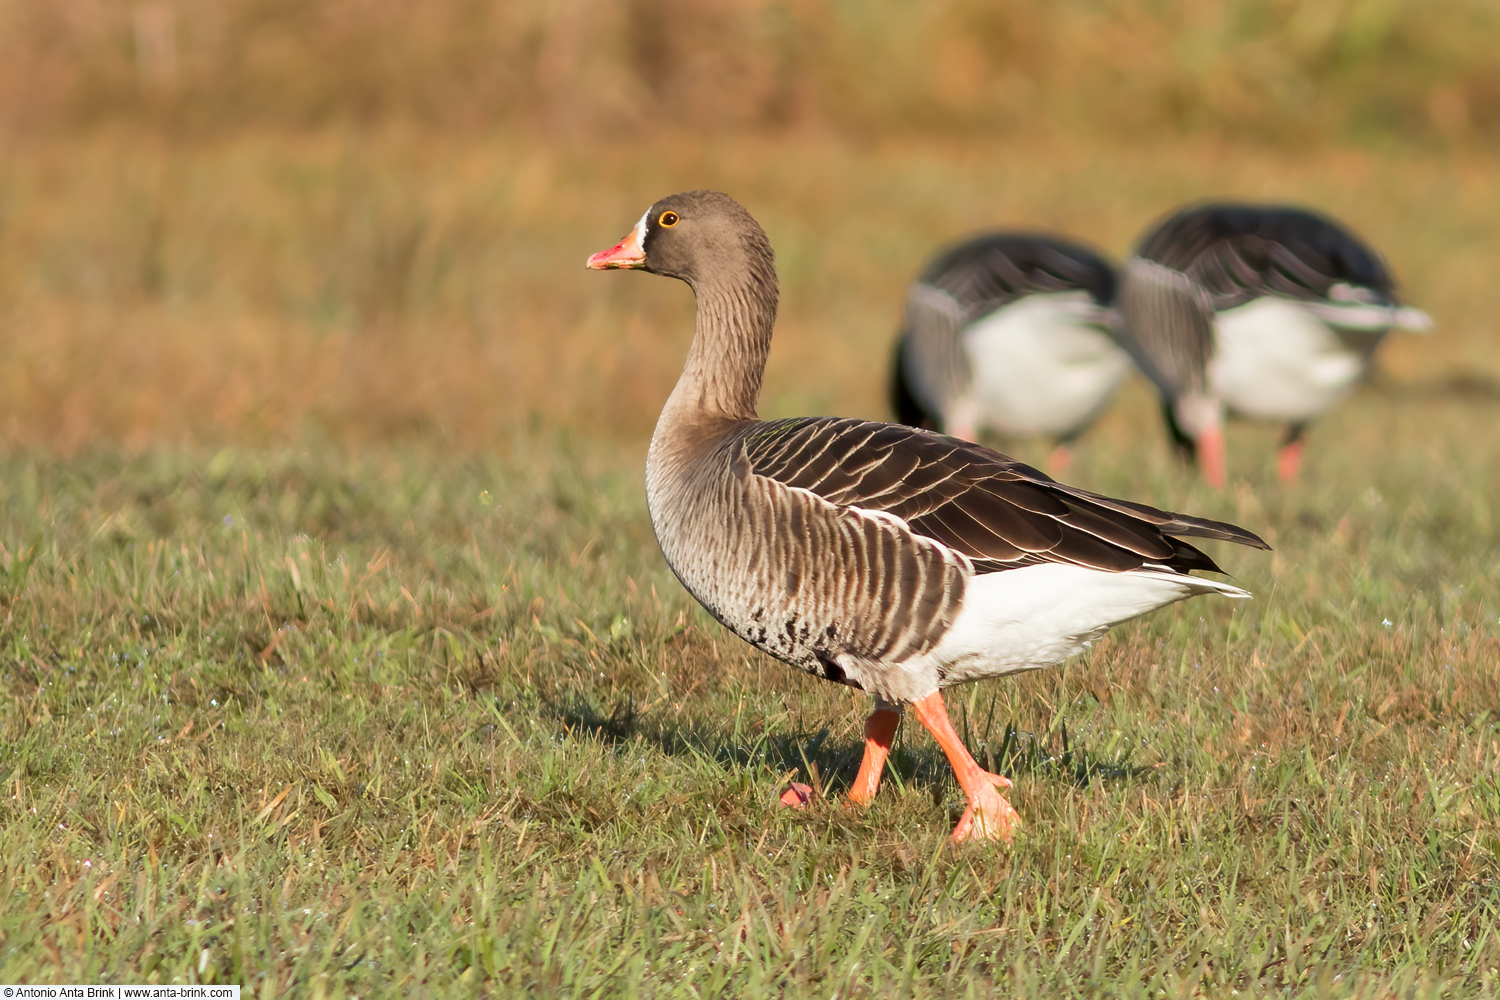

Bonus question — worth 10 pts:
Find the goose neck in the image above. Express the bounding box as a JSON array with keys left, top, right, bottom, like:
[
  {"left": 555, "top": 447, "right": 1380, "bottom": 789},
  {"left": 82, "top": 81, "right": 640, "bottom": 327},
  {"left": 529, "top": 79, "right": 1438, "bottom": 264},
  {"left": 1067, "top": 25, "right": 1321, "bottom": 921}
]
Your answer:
[{"left": 663, "top": 279, "right": 776, "bottom": 423}]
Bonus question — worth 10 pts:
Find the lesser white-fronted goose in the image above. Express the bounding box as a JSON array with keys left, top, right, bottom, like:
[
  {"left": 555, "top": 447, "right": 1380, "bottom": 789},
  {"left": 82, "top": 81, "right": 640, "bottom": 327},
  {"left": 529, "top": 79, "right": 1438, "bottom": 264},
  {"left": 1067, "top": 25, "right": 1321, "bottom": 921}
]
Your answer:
[
  {"left": 587, "top": 191, "right": 1268, "bottom": 843},
  {"left": 891, "top": 232, "right": 1130, "bottom": 474},
  {"left": 1117, "top": 202, "right": 1432, "bottom": 487}
]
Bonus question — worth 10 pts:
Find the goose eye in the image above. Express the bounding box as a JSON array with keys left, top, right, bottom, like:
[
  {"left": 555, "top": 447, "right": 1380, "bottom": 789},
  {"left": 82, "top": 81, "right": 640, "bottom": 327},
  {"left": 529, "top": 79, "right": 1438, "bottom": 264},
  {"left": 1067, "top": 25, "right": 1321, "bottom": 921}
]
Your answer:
[{"left": 658, "top": 211, "right": 680, "bottom": 228}]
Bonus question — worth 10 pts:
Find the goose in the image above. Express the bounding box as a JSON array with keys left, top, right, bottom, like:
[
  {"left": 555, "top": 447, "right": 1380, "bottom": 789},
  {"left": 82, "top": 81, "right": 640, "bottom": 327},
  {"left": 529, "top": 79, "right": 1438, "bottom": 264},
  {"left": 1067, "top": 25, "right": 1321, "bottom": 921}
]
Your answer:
[
  {"left": 586, "top": 191, "right": 1268, "bottom": 843},
  {"left": 1116, "top": 202, "right": 1432, "bottom": 488},
  {"left": 890, "top": 232, "right": 1130, "bottom": 474}
]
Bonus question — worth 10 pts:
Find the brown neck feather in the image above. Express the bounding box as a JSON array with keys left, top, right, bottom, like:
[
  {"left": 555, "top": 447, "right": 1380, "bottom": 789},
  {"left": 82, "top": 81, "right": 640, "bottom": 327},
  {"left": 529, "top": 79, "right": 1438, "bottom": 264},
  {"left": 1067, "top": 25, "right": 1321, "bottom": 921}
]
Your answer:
[{"left": 664, "top": 242, "right": 778, "bottom": 423}]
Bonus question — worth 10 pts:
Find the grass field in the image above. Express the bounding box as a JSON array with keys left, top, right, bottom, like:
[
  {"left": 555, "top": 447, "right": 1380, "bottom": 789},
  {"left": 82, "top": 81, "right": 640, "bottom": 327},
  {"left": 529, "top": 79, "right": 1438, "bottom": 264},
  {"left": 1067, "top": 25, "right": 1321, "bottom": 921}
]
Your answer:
[{"left": 0, "top": 122, "right": 1499, "bottom": 996}]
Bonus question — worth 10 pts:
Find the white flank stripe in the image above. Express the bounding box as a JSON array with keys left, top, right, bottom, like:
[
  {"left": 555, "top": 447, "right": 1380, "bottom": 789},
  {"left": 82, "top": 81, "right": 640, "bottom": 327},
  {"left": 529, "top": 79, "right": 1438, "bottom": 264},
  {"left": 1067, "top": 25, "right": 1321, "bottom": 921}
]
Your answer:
[{"left": 927, "top": 563, "right": 1247, "bottom": 686}]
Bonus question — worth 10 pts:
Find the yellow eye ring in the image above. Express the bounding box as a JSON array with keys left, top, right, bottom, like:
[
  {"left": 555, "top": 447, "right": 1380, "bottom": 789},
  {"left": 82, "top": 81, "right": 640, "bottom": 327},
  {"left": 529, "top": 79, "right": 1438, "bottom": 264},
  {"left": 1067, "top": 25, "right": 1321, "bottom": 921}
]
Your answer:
[{"left": 658, "top": 211, "right": 680, "bottom": 228}]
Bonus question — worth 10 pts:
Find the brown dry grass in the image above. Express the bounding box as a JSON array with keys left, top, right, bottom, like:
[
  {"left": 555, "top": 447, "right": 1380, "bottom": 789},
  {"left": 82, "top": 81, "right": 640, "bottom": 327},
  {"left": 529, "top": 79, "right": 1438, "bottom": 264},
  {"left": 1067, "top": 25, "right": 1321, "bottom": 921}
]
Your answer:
[{"left": 0, "top": 130, "right": 1495, "bottom": 456}]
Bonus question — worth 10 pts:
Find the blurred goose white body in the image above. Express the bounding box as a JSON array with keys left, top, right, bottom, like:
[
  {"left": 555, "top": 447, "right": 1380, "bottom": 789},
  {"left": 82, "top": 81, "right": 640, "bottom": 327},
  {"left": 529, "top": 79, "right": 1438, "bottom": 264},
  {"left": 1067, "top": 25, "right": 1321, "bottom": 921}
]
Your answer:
[
  {"left": 1117, "top": 203, "right": 1431, "bottom": 487},
  {"left": 892, "top": 234, "right": 1129, "bottom": 467},
  {"left": 588, "top": 191, "right": 1267, "bottom": 842},
  {"left": 962, "top": 293, "right": 1129, "bottom": 435},
  {"left": 1210, "top": 297, "right": 1367, "bottom": 421}
]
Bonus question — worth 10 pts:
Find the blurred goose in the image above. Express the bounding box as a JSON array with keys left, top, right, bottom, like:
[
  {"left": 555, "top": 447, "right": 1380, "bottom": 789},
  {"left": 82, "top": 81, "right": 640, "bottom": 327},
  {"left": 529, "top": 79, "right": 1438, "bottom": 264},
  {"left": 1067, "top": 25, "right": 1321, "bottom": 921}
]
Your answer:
[
  {"left": 1117, "top": 202, "right": 1432, "bottom": 487},
  {"left": 891, "top": 232, "right": 1130, "bottom": 473},
  {"left": 587, "top": 191, "right": 1268, "bottom": 842}
]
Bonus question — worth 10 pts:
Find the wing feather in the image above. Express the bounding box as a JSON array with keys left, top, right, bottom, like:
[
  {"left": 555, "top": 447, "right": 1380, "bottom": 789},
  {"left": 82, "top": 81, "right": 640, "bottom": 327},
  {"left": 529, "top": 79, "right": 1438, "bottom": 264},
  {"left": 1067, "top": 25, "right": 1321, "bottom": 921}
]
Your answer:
[
  {"left": 1135, "top": 202, "right": 1403, "bottom": 312},
  {"left": 741, "top": 417, "right": 1268, "bottom": 581}
]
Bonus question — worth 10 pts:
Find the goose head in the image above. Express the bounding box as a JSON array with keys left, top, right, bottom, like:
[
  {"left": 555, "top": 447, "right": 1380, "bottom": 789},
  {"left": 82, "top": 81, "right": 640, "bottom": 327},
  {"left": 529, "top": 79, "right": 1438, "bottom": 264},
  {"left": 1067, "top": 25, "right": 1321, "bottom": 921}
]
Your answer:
[{"left": 585, "top": 190, "right": 775, "bottom": 298}]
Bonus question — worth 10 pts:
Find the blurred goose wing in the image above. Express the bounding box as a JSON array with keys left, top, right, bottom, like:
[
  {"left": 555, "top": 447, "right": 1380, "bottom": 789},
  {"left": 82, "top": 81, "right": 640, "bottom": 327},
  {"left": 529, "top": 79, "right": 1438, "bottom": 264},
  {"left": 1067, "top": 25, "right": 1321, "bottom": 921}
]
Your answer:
[{"left": 1116, "top": 257, "right": 1215, "bottom": 400}]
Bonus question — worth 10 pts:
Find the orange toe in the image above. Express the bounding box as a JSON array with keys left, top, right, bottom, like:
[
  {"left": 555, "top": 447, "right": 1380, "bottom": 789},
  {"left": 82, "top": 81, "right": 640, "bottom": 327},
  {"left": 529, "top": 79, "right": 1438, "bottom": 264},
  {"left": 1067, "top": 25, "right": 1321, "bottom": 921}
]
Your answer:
[
  {"left": 909, "top": 691, "right": 1022, "bottom": 844},
  {"left": 949, "top": 779, "right": 1020, "bottom": 842},
  {"left": 779, "top": 782, "right": 814, "bottom": 808}
]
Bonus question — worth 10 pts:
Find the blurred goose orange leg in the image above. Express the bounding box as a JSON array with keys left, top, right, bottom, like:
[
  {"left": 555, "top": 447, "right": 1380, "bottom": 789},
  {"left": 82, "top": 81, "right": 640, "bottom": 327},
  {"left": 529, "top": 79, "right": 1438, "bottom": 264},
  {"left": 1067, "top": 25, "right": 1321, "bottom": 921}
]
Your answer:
[
  {"left": 1276, "top": 439, "right": 1304, "bottom": 483},
  {"left": 1046, "top": 444, "right": 1074, "bottom": 479},
  {"left": 1277, "top": 427, "right": 1306, "bottom": 484},
  {"left": 946, "top": 420, "right": 977, "bottom": 443},
  {"left": 848, "top": 706, "right": 901, "bottom": 805},
  {"left": 1197, "top": 425, "right": 1227, "bottom": 490},
  {"left": 910, "top": 691, "right": 1019, "bottom": 842}
]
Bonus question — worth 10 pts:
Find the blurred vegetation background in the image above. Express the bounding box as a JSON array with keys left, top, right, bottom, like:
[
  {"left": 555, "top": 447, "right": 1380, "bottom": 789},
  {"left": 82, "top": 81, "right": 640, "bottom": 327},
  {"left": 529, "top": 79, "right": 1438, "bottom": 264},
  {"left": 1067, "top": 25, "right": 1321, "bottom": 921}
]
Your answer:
[
  {"left": 4, "top": 0, "right": 1499, "bottom": 143},
  {"left": 0, "top": 0, "right": 1496, "bottom": 454}
]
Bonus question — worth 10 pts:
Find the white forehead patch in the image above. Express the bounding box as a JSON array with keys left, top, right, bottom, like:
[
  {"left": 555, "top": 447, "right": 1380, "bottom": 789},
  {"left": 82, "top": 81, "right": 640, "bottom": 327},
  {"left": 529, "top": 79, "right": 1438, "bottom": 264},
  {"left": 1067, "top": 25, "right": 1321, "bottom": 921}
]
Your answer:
[{"left": 634, "top": 209, "right": 651, "bottom": 245}]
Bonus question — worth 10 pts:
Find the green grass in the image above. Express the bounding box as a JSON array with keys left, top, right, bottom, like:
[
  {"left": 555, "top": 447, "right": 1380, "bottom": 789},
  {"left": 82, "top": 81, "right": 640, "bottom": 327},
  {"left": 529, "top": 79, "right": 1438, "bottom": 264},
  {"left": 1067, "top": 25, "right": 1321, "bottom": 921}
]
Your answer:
[
  {"left": 1, "top": 379, "right": 1498, "bottom": 996},
  {"left": 0, "top": 124, "right": 1497, "bottom": 995}
]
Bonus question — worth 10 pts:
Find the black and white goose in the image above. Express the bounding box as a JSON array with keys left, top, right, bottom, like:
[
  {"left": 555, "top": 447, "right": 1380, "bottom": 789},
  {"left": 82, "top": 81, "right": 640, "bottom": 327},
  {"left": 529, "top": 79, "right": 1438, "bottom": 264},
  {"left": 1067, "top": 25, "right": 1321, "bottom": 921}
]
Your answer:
[
  {"left": 587, "top": 191, "right": 1268, "bottom": 842},
  {"left": 890, "top": 232, "right": 1129, "bottom": 473},
  {"left": 1117, "top": 202, "right": 1432, "bottom": 487}
]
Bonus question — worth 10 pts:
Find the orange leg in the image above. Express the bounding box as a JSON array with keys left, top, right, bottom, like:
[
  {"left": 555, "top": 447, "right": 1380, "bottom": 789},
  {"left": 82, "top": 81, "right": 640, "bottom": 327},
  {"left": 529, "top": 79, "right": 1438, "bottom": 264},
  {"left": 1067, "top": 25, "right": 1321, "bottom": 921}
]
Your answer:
[
  {"left": 910, "top": 691, "right": 1019, "bottom": 843},
  {"left": 1197, "top": 425, "right": 1227, "bottom": 491},
  {"left": 1045, "top": 444, "right": 1074, "bottom": 479},
  {"left": 848, "top": 706, "right": 902, "bottom": 805},
  {"left": 1277, "top": 437, "right": 1304, "bottom": 484}
]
